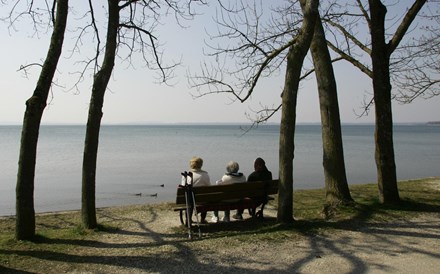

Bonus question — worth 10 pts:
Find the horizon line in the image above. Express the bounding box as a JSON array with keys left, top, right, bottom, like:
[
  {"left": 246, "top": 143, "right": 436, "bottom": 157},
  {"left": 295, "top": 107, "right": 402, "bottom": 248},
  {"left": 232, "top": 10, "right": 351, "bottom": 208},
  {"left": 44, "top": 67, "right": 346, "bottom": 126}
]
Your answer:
[{"left": 0, "top": 121, "right": 437, "bottom": 126}]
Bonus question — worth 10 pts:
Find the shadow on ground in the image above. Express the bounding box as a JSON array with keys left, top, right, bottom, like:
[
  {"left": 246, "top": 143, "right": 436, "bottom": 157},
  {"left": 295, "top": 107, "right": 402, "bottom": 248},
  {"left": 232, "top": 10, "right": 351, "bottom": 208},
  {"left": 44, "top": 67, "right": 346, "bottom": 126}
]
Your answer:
[{"left": 1, "top": 201, "right": 439, "bottom": 273}]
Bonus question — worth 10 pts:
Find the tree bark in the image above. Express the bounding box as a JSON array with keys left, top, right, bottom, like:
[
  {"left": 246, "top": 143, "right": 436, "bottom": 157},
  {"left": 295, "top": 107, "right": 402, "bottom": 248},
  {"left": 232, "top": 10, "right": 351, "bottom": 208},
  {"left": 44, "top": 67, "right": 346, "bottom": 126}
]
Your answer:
[
  {"left": 369, "top": 0, "right": 400, "bottom": 204},
  {"left": 368, "top": 0, "right": 426, "bottom": 204},
  {"left": 310, "top": 17, "right": 353, "bottom": 205},
  {"left": 16, "top": 0, "right": 69, "bottom": 240},
  {"left": 81, "top": 0, "right": 119, "bottom": 228},
  {"left": 278, "top": 0, "right": 319, "bottom": 223}
]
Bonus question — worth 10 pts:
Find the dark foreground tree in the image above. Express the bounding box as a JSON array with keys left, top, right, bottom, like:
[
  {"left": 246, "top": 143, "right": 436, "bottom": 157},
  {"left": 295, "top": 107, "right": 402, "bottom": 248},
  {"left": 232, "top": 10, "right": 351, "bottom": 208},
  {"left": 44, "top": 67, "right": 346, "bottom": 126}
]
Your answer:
[
  {"left": 369, "top": 0, "right": 426, "bottom": 203},
  {"left": 326, "top": 0, "right": 429, "bottom": 203},
  {"left": 190, "top": 0, "right": 353, "bottom": 220},
  {"left": 309, "top": 15, "right": 353, "bottom": 205},
  {"left": 191, "top": 0, "right": 319, "bottom": 222},
  {"left": 14, "top": 0, "right": 69, "bottom": 240},
  {"left": 81, "top": 0, "right": 203, "bottom": 228},
  {"left": 277, "top": 0, "right": 319, "bottom": 223},
  {"left": 81, "top": 0, "right": 119, "bottom": 229}
]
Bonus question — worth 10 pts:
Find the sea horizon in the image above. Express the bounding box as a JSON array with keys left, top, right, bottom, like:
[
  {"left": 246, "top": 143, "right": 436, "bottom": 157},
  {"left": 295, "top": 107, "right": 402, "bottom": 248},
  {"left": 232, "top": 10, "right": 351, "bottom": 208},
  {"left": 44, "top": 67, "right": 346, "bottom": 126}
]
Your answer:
[{"left": 1, "top": 121, "right": 439, "bottom": 126}]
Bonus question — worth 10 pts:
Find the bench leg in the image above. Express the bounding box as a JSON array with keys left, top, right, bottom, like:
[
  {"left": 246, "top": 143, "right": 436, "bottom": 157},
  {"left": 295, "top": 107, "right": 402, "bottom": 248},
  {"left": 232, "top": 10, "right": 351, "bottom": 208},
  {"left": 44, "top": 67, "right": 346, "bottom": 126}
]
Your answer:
[
  {"left": 249, "top": 207, "right": 257, "bottom": 218},
  {"left": 255, "top": 203, "right": 266, "bottom": 219},
  {"left": 179, "top": 209, "right": 186, "bottom": 225}
]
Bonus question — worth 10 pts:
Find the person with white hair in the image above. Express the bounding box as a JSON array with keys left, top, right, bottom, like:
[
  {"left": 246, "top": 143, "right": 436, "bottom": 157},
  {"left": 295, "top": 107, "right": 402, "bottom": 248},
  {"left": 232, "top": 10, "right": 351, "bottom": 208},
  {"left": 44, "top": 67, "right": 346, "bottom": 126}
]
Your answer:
[{"left": 211, "top": 161, "right": 246, "bottom": 222}]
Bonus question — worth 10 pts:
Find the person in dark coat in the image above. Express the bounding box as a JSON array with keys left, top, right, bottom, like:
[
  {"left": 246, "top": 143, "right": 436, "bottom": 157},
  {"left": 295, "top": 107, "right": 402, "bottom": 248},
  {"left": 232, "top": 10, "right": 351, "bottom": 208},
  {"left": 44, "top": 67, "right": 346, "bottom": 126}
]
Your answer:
[
  {"left": 247, "top": 157, "right": 272, "bottom": 182},
  {"left": 233, "top": 157, "right": 272, "bottom": 220}
]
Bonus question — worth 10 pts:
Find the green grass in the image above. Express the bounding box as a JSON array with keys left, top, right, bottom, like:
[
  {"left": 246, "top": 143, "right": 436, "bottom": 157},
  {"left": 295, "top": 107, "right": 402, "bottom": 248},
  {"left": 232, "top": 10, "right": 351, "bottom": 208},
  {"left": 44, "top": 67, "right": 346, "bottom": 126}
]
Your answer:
[
  {"left": 173, "top": 177, "right": 440, "bottom": 240},
  {"left": 295, "top": 178, "right": 435, "bottom": 228}
]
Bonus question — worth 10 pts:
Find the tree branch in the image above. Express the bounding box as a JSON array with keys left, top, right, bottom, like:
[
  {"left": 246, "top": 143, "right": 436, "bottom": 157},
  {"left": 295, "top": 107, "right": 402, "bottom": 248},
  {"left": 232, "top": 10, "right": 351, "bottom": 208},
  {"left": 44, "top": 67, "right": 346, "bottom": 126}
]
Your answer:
[
  {"left": 388, "top": 0, "right": 427, "bottom": 54},
  {"left": 327, "top": 40, "right": 373, "bottom": 77}
]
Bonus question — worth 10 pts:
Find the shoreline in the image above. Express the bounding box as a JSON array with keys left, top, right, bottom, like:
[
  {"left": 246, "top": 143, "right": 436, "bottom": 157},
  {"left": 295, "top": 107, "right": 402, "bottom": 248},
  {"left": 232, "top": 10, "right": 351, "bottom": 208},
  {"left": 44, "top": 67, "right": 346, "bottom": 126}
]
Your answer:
[{"left": 3, "top": 176, "right": 439, "bottom": 219}]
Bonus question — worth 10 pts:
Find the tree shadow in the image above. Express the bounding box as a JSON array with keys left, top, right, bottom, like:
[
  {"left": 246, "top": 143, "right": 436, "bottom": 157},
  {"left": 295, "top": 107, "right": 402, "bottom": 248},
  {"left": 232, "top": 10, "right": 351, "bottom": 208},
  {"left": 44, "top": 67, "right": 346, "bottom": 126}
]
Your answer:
[{"left": 0, "top": 265, "right": 35, "bottom": 274}]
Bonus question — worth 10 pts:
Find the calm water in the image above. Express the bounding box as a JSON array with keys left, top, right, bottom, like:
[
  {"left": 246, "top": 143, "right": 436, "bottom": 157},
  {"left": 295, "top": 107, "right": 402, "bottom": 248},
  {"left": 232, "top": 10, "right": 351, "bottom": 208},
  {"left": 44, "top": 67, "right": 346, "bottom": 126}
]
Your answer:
[{"left": 1, "top": 124, "right": 439, "bottom": 216}]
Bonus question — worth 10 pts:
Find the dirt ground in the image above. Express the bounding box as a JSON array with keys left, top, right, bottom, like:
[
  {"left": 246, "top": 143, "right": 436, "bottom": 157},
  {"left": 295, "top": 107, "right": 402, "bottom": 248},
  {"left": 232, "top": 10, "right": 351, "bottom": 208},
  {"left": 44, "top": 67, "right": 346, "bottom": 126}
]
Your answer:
[
  {"left": 148, "top": 206, "right": 440, "bottom": 274},
  {"left": 1, "top": 180, "right": 440, "bottom": 273}
]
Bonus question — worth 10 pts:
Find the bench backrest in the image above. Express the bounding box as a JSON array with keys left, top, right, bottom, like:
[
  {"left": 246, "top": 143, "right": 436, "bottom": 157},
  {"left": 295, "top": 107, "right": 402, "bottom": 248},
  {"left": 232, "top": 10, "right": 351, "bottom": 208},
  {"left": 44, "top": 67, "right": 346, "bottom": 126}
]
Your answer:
[{"left": 175, "top": 180, "right": 279, "bottom": 205}]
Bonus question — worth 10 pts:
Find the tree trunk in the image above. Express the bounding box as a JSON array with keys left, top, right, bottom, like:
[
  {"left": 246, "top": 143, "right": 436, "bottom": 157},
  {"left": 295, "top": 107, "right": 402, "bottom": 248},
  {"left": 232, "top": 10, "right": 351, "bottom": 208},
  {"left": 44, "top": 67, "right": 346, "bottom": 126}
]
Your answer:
[
  {"left": 369, "top": 0, "right": 400, "bottom": 204},
  {"left": 278, "top": 45, "right": 298, "bottom": 224},
  {"left": 15, "top": 0, "right": 69, "bottom": 241},
  {"left": 81, "top": 0, "right": 119, "bottom": 229},
  {"left": 310, "top": 17, "right": 353, "bottom": 205},
  {"left": 278, "top": 0, "right": 319, "bottom": 223}
]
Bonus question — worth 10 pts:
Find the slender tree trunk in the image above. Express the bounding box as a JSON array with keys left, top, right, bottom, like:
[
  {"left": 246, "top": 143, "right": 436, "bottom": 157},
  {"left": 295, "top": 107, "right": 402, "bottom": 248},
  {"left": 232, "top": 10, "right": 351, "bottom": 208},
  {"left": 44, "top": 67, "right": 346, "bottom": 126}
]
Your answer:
[
  {"left": 278, "top": 45, "right": 298, "bottom": 224},
  {"left": 278, "top": 0, "right": 319, "bottom": 223},
  {"left": 310, "top": 17, "right": 353, "bottom": 205},
  {"left": 369, "top": 0, "right": 400, "bottom": 204},
  {"left": 15, "top": 0, "right": 69, "bottom": 241},
  {"left": 81, "top": 0, "right": 119, "bottom": 228}
]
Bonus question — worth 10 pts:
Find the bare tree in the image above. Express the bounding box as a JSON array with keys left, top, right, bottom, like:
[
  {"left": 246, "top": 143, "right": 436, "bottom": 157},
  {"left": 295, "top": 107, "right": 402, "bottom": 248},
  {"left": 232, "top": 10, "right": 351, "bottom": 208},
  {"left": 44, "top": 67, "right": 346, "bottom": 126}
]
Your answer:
[
  {"left": 190, "top": 0, "right": 320, "bottom": 223},
  {"left": 309, "top": 14, "right": 353, "bottom": 206},
  {"left": 4, "top": 0, "right": 69, "bottom": 240},
  {"left": 79, "top": 0, "right": 204, "bottom": 229},
  {"left": 325, "top": 0, "right": 431, "bottom": 203},
  {"left": 81, "top": 0, "right": 119, "bottom": 229}
]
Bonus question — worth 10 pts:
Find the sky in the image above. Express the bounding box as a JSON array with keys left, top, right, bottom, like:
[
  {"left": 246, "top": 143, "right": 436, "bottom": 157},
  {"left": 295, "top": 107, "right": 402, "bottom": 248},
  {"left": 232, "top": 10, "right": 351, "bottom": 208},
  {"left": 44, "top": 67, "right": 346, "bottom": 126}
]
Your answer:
[{"left": 1, "top": 1, "right": 439, "bottom": 125}]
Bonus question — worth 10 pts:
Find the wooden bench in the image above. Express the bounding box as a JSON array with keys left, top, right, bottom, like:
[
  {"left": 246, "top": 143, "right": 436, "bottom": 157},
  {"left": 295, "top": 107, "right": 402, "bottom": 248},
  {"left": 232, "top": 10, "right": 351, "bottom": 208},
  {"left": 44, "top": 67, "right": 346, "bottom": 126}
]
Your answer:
[{"left": 174, "top": 180, "right": 279, "bottom": 225}]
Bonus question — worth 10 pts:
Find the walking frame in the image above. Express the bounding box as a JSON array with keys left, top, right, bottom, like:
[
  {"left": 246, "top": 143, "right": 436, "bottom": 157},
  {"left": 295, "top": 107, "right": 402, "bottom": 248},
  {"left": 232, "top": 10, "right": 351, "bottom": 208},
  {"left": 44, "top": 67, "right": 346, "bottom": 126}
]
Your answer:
[{"left": 181, "top": 171, "right": 201, "bottom": 239}]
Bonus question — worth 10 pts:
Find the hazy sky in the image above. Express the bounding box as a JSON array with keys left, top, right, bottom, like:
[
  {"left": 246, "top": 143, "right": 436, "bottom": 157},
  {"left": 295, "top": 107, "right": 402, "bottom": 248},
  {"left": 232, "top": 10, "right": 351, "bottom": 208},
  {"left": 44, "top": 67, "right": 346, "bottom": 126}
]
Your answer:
[{"left": 1, "top": 1, "right": 438, "bottom": 125}]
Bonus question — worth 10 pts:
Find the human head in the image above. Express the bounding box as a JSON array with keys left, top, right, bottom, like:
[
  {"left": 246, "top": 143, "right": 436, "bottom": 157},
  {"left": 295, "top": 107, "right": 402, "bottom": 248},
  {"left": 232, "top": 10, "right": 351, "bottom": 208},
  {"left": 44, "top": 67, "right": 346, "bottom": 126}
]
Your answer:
[
  {"left": 226, "top": 161, "right": 239, "bottom": 173},
  {"left": 190, "top": 157, "right": 203, "bottom": 170},
  {"left": 254, "top": 157, "right": 266, "bottom": 171}
]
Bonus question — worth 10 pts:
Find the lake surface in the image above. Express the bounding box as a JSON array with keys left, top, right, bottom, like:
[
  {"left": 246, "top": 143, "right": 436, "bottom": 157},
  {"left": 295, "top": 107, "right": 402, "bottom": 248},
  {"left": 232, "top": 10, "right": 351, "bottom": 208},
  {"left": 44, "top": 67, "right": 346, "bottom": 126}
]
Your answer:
[{"left": 1, "top": 123, "right": 439, "bottom": 216}]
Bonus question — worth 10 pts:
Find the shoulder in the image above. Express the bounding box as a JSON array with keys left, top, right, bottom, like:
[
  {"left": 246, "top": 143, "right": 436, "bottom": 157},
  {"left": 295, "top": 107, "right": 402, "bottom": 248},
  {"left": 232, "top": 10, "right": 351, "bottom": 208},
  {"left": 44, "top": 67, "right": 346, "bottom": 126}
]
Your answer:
[
  {"left": 233, "top": 175, "right": 246, "bottom": 183},
  {"left": 247, "top": 171, "right": 258, "bottom": 181},
  {"left": 193, "top": 169, "right": 208, "bottom": 175},
  {"left": 218, "top": 174, "right": 232, "bottom": 184}
]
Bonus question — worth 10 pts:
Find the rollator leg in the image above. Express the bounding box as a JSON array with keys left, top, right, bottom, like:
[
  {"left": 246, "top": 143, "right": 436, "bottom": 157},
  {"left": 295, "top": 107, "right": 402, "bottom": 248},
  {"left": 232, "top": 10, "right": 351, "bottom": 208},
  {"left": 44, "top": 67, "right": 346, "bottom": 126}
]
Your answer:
[{"left": 181, "top": 171, "right": 192, "bottom": 239}]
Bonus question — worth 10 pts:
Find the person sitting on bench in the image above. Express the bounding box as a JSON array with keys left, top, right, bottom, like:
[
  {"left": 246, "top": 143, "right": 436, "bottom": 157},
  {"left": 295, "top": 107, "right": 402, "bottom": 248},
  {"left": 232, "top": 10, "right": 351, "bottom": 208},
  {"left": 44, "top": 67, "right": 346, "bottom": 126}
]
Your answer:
[
  {"left": 212, "top": 161, "right": 246, "bottom": 223},
  {"left": 181, "top": 156, "right": 211, "bottom": 223},
  {"left": 233, "top": 157, "right": 272, "bottom": 220}
]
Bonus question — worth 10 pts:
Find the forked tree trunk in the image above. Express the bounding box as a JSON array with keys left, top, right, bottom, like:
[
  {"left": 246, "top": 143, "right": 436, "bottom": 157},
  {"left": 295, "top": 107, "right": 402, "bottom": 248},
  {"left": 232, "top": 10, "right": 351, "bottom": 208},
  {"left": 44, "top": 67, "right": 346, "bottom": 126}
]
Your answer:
[
  {"left": 368, "top": 0, "right": 426, "bottom": 204},
  {"left": 81, "top": 0, "right": 119, "bottom": 228},
  {"left": 369, "top": 0, "right": 400, "bottom": 204},
  {"left": 16, "top": 0, "right": 69, "bottom": 240}
]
